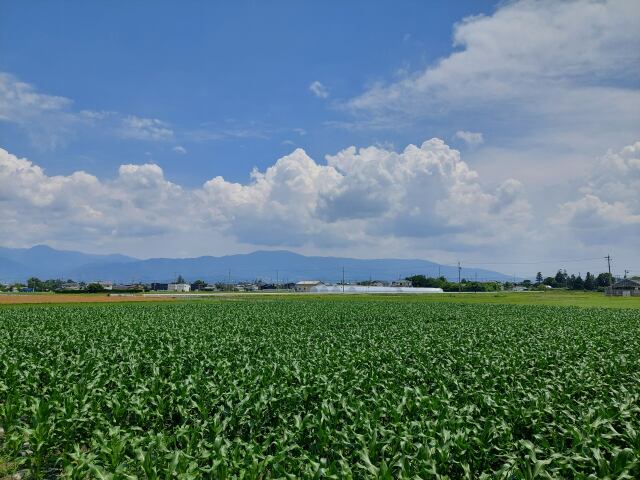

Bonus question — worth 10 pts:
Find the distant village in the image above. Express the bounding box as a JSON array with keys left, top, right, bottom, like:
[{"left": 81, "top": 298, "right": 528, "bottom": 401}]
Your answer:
[
  {"left": 0, "top": 278, "right": 436, "bottom": 294},
  {"left": 2, "top": 270, "right": 639, "bottom": 296}
]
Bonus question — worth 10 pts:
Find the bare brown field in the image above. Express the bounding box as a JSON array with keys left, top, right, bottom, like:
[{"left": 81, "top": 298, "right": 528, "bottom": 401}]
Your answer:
[{"left": 0, "top": 294, "right": 177, "bottom": 304}]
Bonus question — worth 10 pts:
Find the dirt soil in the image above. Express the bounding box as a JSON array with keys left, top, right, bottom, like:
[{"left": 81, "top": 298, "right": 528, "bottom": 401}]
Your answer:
[{"left": 0, "top": 294, "right": 178, "bottom": 304}]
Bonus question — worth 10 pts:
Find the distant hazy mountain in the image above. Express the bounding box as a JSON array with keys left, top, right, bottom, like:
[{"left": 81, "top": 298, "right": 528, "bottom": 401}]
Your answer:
[
  {"left": 0, "top": 245, "right": 136, "bottom": 282},
  {"left": 0, "top": 245, "right": 513, "bottom": 283}
]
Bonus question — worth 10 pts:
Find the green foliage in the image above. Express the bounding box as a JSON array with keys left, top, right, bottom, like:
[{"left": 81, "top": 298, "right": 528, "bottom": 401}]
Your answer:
[
  {"left": 1, "top": 300, "right": 639, "bottom": 478},
  {"left": 544, "top": 271, "right": 600, "bottom": 291},
  {"left": 584, "top": 272, "right": 595, "bottom": 291},
  {"left": 597, "top": 272, "right": 614, "bottom": 288},
  {"left": 27, "top": 277, "right": 45, "bottom": 292},
  {"left": 405, "top": 275, "right": 501, "bottom": 292},
  {"left": 85, "top": 283, "right": 105, "bottom": 293}
]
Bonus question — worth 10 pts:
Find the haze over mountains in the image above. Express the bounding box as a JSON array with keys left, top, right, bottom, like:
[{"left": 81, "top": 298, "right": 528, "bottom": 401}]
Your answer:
[{"left": 0, "top": 245, "right": 514, "bottom": 283}]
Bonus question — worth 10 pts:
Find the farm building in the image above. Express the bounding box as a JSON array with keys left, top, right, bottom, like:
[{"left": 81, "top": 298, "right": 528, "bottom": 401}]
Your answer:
[
  {"left": 295, "top": 280, "right": 324, "bottom": 292},
  {"left": 605, "top": 278, "right": 640, "bottom": 297},
  {"left": 168, "top": 283, "right": 191, "bottom": 292},
  {"left": 113, "top": 284, "right": 144, "bottom": 292},
  {"left": 57, "top": 282, "right": 82, "bottom": 291}
]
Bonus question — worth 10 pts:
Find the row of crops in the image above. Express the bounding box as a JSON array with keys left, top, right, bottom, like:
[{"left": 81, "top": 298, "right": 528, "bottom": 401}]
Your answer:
[{"left": 1, "top": 299, "right": 639, "bottom": 478}]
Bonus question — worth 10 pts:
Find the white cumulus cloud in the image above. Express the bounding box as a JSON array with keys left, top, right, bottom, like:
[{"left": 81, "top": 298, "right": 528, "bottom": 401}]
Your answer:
[
  {"left": 348, "top": 0, "right": 639, "bottom": 116},
  {"left": 0, "top": 148, "right": 193, "bottom": 244},
  {"left": 343, "top": 0, "right": 640, "bottom": 189},
  {"left": 120, "top": 115, "right": 174, "bottom": 141},
  {"left": 0, "top": 73, "right": 86, "bottom": 150},
  {"left": 173, "top": 145, "right": 187, "bottom": 154},
  {"left": 554, "top": 142, "right": 640, "bottom": 234},
  {"left": 0, "top": 72, "right": 180, "bottom": 148},
  {"left": 309, "top": 81, "right": 329, "bottom": 99},
  {"left": 0, "top": 139, "right": 531, "bottom": 252},
  {"left": 454, "top": 130, "right": 484, "bottom": 146}
]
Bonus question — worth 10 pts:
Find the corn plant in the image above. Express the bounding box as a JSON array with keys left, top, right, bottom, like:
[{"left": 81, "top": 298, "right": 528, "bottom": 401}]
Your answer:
[{"left": 0, "top": 300, "right": 639, "bottom": 478}]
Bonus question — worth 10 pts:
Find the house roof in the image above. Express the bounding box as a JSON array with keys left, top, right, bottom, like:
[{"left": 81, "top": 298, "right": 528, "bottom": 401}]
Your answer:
[
  {"left": 295, "top": 280, "right": 323, "bottom": 285},
  {"left": 613, "top": 278, "right": 640, "bottom": 288}
]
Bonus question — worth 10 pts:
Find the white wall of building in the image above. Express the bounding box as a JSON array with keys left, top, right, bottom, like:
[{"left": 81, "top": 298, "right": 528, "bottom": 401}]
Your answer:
[{"left": 168, "top": 283, "right": 191, "bottom": 292}]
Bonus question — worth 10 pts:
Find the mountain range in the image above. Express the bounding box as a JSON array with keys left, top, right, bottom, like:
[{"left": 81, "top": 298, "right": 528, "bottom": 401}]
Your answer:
[{"left": 0, "top": 245, "right": 513, "bottom": 283}]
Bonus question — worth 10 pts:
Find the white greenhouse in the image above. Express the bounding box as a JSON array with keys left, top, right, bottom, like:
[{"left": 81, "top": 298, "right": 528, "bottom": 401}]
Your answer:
[{"left": 309, "top": 284, "right": 443, "bottom": 294}]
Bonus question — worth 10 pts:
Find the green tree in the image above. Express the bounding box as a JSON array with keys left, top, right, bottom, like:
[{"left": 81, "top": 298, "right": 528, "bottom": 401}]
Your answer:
[
  {"left": 406, "top": 275, "right": 428, "bottom": 287},
  {"left": 573, "top": 274, "right": 584, "bottom": 290},
  {"left": 535, "top": 272, "right": 543, "bottom": 284},
  {"left": 43, "top": 279, "right": 64, "bottom": 291},
  {"left": 86, "top": 283, "right": 105, "bottom": 293},
  {"left": 176, "top": 275, "right": 186, "bottom": 284},
  {"left": 596, "top": 272, "right": 613, "bottom": 288},
  {"left": 192, "top": 280, "right": 207, "bottom": 291},
  {"left": 584, "top": 272, "right": 595, "bottom": 290},
  {"left": 27, "top": 277, "right": 44, "bottom": 292}
]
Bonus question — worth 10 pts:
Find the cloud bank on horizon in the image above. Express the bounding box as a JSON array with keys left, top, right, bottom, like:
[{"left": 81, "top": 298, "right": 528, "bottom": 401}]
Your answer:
[
  {"left": 1, "top": 139, "right": 638, "bottom": 265},
  {"left": 0, "top": 0, "right": 638, "bottom": 273},
  {"left": 0, "top": 139, "right": 530, "bottom": 247}
]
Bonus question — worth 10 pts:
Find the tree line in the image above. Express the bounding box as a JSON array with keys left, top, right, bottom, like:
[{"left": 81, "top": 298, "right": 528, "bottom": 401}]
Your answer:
[
  {"left": 404, "top": 275, "right": 502, "bottom": 292},
  {"left": 404, "top": 270, "right": 616, "bottom": 292},
  {"left": 537, "top": 270, "right": 613, "bottom": 290}
]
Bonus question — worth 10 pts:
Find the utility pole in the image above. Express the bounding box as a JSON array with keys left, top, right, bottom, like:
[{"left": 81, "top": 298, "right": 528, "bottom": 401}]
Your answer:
[
  {"left": 458, "top": 262, "right": 462, "bottom": 293},
  {"left": 228, "top": 269, "right": 231, "bottom": 292},
  {"left": 276, "top": 269, "right": 279, "bottom": 290},
  {"left": 624, "top": 269, "right": 629, "bottom": 279},
  {"left": 438, "top": 266, "right": 441, "bottom": 278},
  {"left": 342, "top": 267, "right": 345, "bottom": 293},
  {"left": 605, "top": 255, "right": 612, "bottom": 287}
]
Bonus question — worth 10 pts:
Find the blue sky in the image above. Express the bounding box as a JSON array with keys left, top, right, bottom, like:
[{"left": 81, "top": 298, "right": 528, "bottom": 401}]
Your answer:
[
  {"left": 0, "top": 0, "right": 494, "bottom": 184},
  {"left": 1, "top": 0, "right": 639, "bottom": 276}
]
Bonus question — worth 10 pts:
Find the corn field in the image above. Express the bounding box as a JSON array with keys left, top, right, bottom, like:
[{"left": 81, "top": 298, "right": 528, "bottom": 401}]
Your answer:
[{"left": 1, "top": 300, "right": 639, "bottom": 478}]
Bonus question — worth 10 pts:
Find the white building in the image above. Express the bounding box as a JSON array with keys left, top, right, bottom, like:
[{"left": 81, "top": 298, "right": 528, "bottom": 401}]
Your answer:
[
  {"left": 168, "top": 283, "right": 191, "bottom": 292},
  {"left": 295, "top": 280, "right": 324, "bottom": 292}
]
